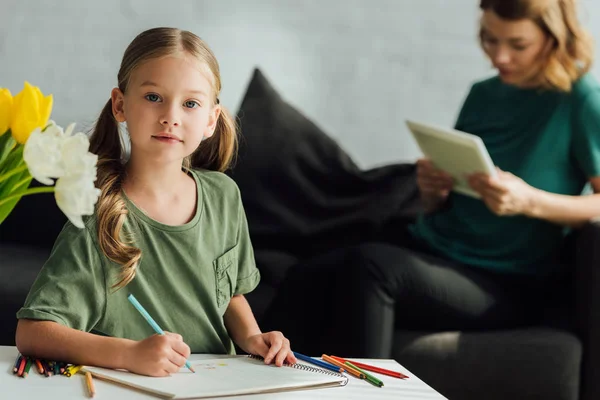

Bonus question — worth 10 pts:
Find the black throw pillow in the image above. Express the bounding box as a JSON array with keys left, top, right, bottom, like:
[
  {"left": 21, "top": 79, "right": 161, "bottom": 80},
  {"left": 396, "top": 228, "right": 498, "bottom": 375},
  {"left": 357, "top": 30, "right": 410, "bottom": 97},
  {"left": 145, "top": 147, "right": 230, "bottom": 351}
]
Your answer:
[{"left": 229, "top": 68, "right": 420, "bottom": 259}]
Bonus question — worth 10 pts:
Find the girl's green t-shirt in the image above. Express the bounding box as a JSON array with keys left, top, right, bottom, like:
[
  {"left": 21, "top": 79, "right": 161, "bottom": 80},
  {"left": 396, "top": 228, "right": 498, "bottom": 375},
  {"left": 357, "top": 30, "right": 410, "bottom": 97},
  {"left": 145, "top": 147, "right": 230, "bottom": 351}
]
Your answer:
[{"left": 17, "top": 169, "right": 260, "bottom": 354}]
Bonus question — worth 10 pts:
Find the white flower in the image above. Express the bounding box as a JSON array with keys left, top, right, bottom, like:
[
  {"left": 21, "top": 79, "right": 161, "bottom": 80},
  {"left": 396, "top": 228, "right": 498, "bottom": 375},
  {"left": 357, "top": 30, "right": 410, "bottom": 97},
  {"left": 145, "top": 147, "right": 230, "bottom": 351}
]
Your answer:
[
  {"left": 54, "top": 173, "right": 101, "bottom": 229},
  {"left": 23, "top": 123, "right": 66, "bottom": 185},
  {"left": 61, "top": 132, "right": 98, "bottom": 179},
  {"left": 22, "top": 120, "right": 101, "bottom": 229}
]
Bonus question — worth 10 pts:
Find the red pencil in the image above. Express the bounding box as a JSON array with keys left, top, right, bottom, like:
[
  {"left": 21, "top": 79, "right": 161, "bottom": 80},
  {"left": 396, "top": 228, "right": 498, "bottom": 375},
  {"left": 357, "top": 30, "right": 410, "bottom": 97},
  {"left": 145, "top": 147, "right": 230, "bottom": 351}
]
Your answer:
[
  {"left": 17, "top": 357, "right": 26, "bottom": 377},
  {"left": 330, "top": 355, "right": 409, "bottom": 379}
]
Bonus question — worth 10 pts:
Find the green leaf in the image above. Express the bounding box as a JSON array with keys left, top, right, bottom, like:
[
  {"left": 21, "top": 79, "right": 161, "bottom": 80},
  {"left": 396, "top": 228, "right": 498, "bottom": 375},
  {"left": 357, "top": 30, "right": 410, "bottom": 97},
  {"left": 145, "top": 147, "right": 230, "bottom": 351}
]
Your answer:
[
  {"left": 0, "top": 144, "right": 24, "bottom": 175},
  {"left": 0, "top": 167, "right": 34, "bottom": 224},
  {"left": 10, "top": 172, "right": 33, "bottom": 192},
  {"left": 0, "top": 164, "right": 30, "bottom": 196},
  {"left": 0, "top": 164, "right": 28, "bottom": 184},
  {"left": 0, "top": 132, "right": 17, "bottom": 171},
  {"left": 0, "top": 157, "right": 27, "bottom": 198}
]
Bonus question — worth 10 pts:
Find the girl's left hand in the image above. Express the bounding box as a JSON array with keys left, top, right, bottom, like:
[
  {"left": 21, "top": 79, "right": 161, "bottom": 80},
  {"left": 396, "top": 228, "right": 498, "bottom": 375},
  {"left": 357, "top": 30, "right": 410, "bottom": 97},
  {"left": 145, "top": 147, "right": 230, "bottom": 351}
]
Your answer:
[
  {"left": 241, "top": 331, "right": 297, "bottom": 367},
  {"left": 468, "top": 168, "right": 537, "bottom": 216}
]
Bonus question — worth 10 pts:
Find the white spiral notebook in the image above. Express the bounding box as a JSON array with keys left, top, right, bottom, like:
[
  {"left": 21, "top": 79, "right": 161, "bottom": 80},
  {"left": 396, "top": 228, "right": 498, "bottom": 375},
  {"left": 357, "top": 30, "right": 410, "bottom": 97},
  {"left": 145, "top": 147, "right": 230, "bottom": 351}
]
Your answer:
[{"left": 82, "top": 355, "right": 348, "bottom": 399}]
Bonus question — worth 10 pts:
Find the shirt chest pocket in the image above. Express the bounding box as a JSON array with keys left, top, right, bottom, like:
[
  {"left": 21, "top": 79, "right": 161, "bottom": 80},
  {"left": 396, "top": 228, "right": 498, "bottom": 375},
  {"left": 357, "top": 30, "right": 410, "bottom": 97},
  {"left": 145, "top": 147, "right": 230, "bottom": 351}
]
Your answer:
[{"left": 214, "top": 245, "right": 239, "bottom": 308}]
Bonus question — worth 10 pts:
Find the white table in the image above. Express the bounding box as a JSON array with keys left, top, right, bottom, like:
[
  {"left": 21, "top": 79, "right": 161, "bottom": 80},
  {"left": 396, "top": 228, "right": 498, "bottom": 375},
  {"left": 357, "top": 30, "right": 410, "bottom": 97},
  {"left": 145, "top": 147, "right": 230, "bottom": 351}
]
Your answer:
[{"left": 1, "top": 346, "right": 446, "bottom": 399}]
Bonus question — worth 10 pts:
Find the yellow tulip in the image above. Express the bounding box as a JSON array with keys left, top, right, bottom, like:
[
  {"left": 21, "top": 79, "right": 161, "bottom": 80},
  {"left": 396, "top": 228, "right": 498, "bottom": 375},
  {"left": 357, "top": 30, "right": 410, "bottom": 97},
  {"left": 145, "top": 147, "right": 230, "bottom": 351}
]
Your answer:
[
  {"left": 0, "top": 88, "right": 12, "bottom": 135},
  {"left": 10, "top": 82, "right": 53, "bottom": 144}
]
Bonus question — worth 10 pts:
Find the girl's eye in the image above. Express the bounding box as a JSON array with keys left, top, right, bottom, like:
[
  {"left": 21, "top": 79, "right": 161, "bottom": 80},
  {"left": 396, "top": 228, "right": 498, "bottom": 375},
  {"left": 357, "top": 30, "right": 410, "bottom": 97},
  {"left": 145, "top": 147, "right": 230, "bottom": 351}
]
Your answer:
[
  {"left": 184, "top": 100, "right": 200, "bottom": 109},
  {"left": 483, "top": 37, "right": 498, "bottom": 46},
  {"left": 145, "top": 94, "right": 161, "bottom": 102}
]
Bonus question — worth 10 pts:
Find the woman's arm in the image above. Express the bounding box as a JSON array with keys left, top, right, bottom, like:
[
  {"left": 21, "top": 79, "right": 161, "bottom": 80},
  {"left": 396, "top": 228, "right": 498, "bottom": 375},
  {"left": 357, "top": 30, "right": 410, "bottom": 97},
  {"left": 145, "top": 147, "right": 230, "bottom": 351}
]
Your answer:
[
  {"left": 526, "top": 178, "right": 600, "bottom": 228},
  {"left": 469, "top": 171, "right": 600, "bottom": 228},
  {"left": 416, "top": 159, "right": 453, "bottom": 213}
]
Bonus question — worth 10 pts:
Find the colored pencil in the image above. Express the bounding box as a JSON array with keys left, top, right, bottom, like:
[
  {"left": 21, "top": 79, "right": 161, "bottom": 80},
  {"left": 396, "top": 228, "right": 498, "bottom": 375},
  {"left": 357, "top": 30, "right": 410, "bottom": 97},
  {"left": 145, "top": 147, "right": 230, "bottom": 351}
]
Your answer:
[
  {"left": 43, "top": 360, "right": 52, "bottom": 376},
  {"left": 127, "top": 294, "right": 195, "bottom": 373},
  {"left": 330, "top": 355, "right": 408, "bottom": 379},
  {"left": 13, "top": 355, "right": 22, "bottom": 374},
  {"left": 345, "top": 361, "right": 384, "bottom": 387},
  {"left": 85, "top": 371, "right": 96, "bottom": 397},
  {"left": 34, "top": 359, "right": 44, "bottom": 375},
  {"left": 22, "top": 358, "right": 32, "bottom": 378},
  {"left": 66, "top": 365, "right": 83, "bottom": 377},
  {"left": 58, "top": 362, "right": 67, "bottom": 375},
  {"left": 46, "top": 361, "right": 52, "bottom": 377},
  {"left": 17, "top": 357, "right": 26, "bottom": 377},
  {"left": 322, "top": 354, "right": 364, "bottom": 379},
  {"left": 292, "top": 351, "right": 344, "bottom": 373}
]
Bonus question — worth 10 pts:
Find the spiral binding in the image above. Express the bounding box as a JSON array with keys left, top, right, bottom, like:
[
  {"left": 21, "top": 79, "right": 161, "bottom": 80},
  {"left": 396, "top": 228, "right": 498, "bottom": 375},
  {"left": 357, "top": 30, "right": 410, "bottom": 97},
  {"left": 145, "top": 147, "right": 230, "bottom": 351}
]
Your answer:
[{"left": 248, "top": 355, "right": 348, "bottom": 385}]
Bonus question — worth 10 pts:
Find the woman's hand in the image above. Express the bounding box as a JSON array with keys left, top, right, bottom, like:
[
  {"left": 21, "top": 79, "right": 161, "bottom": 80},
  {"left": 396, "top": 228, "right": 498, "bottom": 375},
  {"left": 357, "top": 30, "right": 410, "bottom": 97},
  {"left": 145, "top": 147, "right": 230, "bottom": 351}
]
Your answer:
[
  {"left": 468, "top": 168, "right": 537, "bottom": 216},
  {"left": 239, "top": 331, "right": 297, "bottom": 367},
  {"left": 416, "top": 158, "right": 454, "bottom": 211},
  {"left": 124, "top": 332, "right": 191, "bottom": 377}
]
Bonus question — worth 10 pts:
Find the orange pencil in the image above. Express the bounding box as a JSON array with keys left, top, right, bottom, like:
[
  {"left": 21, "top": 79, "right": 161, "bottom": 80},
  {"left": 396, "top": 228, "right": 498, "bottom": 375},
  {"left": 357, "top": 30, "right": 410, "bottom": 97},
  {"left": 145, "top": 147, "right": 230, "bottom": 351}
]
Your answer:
[
  {"left": 330, "top": 355, "right": 409, "bottom": 379},
  {"left": 34, "top": 359, "right": 44, "bottom": 375},
  {"left": 322, "top": 355, "right": 365, "bottom": 379},
  {"left": 85, "top": 371, "right": 96, "bottom": 398}
]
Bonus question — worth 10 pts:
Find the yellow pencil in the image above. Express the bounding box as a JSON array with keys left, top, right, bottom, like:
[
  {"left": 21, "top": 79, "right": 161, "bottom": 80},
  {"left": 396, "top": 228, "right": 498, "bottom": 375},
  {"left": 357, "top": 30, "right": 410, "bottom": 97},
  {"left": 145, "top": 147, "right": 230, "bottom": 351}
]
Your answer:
[
  {"left": 85, "top": 371, "right": 96, "bottom": 398},
  {"left": 66, "top": 365, "right": 83, "bottom": 377}
]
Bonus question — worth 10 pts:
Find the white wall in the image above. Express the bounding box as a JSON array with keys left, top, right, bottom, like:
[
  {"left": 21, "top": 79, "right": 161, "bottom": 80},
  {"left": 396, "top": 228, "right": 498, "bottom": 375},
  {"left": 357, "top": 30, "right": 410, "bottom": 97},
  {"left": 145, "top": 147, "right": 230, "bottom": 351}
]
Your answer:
[{"left": 1, "top": 0, "right": 600, "bottom": 168}]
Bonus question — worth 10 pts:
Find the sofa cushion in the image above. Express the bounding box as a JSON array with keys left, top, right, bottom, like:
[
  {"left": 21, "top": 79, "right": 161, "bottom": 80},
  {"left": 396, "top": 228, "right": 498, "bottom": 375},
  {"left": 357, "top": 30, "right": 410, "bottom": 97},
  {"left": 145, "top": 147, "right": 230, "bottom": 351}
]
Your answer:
[
  {"left": 393, "top": 328, "right": 581, "bottom": 400},
  {"left": 230, "top": 68, "right": 420, "bottom": 259}
]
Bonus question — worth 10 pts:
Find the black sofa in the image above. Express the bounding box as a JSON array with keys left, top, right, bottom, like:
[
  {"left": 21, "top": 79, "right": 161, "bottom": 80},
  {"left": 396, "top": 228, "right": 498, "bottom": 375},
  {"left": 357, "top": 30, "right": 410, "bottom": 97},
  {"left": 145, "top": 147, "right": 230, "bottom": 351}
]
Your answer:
[
  {"left": 1, "top": 68, "right": 599, "bottom": 400},
  {"left": 230, "top": 69, "right": 600, "bottom": 400}
]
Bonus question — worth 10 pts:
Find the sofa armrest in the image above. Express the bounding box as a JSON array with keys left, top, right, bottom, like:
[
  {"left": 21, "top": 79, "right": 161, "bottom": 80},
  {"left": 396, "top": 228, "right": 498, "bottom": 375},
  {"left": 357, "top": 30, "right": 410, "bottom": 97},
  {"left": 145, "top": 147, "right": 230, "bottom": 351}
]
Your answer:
[
  {"left": 0, "top": 243, "right": 49, "bottom": 346},
  {"left": 574, "top": 219, "right": 600, "bottom": 400}
]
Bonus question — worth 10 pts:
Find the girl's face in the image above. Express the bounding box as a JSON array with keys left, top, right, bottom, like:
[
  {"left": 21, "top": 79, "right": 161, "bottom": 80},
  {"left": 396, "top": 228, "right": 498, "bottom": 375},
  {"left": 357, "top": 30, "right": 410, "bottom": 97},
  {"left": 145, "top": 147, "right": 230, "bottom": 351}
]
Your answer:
[
  {"left": 480, "top": 10, "right": 551, "bottom": 86},
  {"left": 112, "top": 54, "right": 220, "bottom": 165}
]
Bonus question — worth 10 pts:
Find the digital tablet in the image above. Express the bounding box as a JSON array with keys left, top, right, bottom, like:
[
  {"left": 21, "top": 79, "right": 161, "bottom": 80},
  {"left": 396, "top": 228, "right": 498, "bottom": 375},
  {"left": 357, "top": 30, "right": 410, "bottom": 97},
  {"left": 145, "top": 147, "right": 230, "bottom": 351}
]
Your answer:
[{"left": 405, "top": 119, "right": 497, "bottom": 198}]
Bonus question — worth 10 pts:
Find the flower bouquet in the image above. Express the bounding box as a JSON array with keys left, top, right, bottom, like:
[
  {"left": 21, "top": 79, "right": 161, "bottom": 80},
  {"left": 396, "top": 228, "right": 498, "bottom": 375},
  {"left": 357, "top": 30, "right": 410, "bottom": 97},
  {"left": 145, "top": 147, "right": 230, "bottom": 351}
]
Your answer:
[{"left": 0, "top": 82, "right": 101, "bottom": 228}]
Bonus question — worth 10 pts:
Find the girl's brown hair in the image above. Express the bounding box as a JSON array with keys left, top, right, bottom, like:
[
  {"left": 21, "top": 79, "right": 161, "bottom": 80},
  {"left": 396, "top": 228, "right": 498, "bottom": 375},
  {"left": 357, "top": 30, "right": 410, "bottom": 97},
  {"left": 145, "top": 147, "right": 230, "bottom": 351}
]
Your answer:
[
  {"left": 89, "top": 27, "right": 237, "bottom": 289},
  {"left": 479, "top": 0, "right": 594, "bottom": 91}
]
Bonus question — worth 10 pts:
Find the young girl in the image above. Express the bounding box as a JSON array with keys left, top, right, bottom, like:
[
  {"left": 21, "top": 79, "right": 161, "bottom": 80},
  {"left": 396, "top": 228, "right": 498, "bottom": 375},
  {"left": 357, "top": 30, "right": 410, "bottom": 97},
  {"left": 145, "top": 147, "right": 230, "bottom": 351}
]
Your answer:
[{"left": 15, "top": 27, "right": 296, "bottom": 377}]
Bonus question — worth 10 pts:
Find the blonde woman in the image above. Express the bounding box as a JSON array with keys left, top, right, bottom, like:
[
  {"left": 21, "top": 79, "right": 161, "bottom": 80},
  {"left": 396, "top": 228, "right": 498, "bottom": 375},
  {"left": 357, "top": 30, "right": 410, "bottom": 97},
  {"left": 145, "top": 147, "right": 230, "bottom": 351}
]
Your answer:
[{"left": 264, "top": 0, "right": 600, "bottom": 359}]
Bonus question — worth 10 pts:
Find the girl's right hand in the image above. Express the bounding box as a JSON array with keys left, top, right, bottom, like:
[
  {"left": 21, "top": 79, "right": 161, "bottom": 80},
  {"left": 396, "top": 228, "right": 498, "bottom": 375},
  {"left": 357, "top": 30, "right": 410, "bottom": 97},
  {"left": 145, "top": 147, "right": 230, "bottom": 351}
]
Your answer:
[
  {"left": 416, "top": 158, "right": 454, "bottom": 204},
  {"left": 125, "top": 332, "right": 191, "bottom": 376}
]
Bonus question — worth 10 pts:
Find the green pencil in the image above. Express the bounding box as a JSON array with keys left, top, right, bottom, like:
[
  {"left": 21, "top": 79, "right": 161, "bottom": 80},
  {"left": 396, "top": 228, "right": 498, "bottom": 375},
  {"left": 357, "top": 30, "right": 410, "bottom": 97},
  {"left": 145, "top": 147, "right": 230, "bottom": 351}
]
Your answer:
[
  {"left": 345, "top": 361, "right": 384, "bottom": 387},
  {"left": 22, "top": 358, "right": 32, "bottom": 378}
]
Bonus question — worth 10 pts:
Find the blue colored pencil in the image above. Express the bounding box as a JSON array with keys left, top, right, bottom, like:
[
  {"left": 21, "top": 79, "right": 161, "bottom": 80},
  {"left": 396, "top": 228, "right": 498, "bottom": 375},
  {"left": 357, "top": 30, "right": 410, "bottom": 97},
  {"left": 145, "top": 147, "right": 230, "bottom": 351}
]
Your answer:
[
  {"left": 293, "top": 351, "right": 344, "bottom": 373},
  {"left": 13, "top": 354, "right": 22, "bottom": 374},
  {"left": 127, "top": 294, "right": 195, "bottom": 373}
]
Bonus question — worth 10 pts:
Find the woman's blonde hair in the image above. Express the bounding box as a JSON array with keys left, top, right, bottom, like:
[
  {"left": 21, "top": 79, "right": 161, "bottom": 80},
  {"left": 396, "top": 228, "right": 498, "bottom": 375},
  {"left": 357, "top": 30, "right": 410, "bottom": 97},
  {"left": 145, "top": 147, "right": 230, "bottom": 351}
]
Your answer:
[
  {"left": 89, "top": 27, "right": 238, "bottom": 289},
  {"left": 479, "top": 0, "right": 594, "bottom": 91}
]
